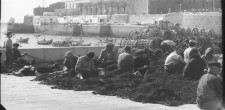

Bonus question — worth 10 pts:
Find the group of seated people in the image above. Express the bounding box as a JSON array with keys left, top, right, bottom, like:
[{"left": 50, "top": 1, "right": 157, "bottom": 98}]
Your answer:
[
  {"left": 9, "top": 38, "right": 223, "bottom": 110},
  {"left": 164, "top": 40, "right": 222, "bottom": 80},
  {"left": 60, "top": 39, "right": 222, "bottom": 81},
  {"left": 61, "top": 43, "right": 153, "bottom": 79}
]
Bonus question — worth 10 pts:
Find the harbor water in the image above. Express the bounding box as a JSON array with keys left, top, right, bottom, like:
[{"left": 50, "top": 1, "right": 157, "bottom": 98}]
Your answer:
[{"left": 0, "top": 23, "right": 122, "bottom": 49}]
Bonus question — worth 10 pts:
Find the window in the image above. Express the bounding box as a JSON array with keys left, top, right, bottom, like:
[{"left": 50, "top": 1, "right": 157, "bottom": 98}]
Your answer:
[{"left": 100, "top": 19, "right": 104, "bottom": 22}]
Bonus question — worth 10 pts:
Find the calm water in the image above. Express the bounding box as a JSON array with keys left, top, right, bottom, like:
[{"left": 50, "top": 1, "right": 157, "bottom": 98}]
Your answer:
[{"left": 0, "top": 23, "right": 122, "bottom": 49}]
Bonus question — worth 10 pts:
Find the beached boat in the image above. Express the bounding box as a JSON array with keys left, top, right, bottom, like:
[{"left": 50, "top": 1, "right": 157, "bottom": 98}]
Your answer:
[
  {"left": 16, "top": 38, "right": 29, "bottom": 43},
  {"left": 52, "top": 41, "right": 70, "bottom": 47},
  {"left": 37, "top": 39, "right": 53, "bottom": 45},
  {"left": 34, "top": 34, "right": 41, "bottom": 37}
]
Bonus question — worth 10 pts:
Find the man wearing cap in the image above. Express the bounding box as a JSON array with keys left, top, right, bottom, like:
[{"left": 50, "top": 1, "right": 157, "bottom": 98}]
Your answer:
[
  {"left": 4, "top": 31, "right": 13, "bottom": 68},
  {"left": 98, "top": 43, "right": 117, "bottom": 69},
  {"left": 164, "top": 45, "right": 185, "bottom": 74},
  {"left": 183, "top": 40, "right": 198, "bottom": 63},
  {"left": 12, "top": 43, "right": 34, "bottom": 67},
  {"left": 196, "top": 61, "right": 223, "bottom": 110}
]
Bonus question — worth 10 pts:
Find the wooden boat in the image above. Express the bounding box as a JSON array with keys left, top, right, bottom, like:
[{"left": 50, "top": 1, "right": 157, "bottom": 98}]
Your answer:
[
  {"left": 34, "top": 34, "right": 41, "bottom": 37},
  {"left": 37, "top": 39, "right": 53, "bottom": 45},
  {"left": 16, "top": 38, "right": 29, "bottom": 43}
]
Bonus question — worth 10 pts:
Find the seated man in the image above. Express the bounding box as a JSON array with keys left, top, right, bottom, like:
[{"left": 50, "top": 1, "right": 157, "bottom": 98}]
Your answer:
[
  {"left": 183, "top": 48, "right": 206, "bottom": 80},
  {"left": 134, "top": 49, "right": 150, "bottom": 76},
  {"left": 98, "top": 43, "right": 117, "bottom": 70},
  {"left": 201, "top": 47, "right": 218, "bottom": 65},
  {"left": 183, "top": 40, "right": 198, "bottom": 63},
  {"left": 164, "top": 45, "right": 185, "bottom": 74},
  {"left": 117, "top": 46, "right": 134, "bottom": 73},
  {"left": 196, "top": 61, "right": 223, "bottom": 110},
  {"left": 160, "top": 40, "right": 176, "bottom": 56},
  {"left": 75, "top": 52, "right": 99, "bottom": 79},
  {"left": 12, "top": 43, "right": 35, "bottom": 67},
  {"left": 63, "top": 51, "right": 78, "bottom": 73}
]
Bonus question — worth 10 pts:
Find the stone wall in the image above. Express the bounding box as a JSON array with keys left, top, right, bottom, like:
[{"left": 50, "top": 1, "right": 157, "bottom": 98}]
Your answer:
[
  {"left": 33, "top": 24, "right": 73, "bottom": 36},
  {"left": 163, "top": 12, "right": 222, "bottom": 36},
  {"left": 0, "top": 46, "right": 106, "bottom": 64},
  {"left": 7, "top": 23, "right": 35, "bottom": 33},
  {"left": 182, "top": 13, "right": 222, "bottom": 36}
]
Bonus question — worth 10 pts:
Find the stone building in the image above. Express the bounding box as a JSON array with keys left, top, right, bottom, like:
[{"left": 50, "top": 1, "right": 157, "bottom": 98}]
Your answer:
[{"left": 64, "top": 0, "right": 221, "bottom": 15}]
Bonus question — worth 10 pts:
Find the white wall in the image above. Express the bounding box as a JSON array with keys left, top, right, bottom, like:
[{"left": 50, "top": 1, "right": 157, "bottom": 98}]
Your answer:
[{"left": 0, "top": 46, "right": 107, "bottom": 64}]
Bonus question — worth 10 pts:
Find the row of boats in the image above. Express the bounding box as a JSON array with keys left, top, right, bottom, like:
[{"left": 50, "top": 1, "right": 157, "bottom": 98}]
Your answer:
[{"left": 16, "top": 35, "right": 115, "bottom": 46}]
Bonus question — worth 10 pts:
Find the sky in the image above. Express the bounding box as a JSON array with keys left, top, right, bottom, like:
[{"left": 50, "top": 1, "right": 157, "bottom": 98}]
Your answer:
[{"left": 1, "top": 0, "right": 64, "bottom": 23}]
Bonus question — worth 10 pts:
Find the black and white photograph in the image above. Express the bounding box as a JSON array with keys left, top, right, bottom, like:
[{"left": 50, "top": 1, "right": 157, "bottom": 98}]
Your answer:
[{"left": 0, "top": 0, "right": 223, "bottom": 110}]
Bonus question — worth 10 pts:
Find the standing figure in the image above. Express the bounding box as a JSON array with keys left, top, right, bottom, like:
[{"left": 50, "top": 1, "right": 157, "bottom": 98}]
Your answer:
[{"left": 4, "top": 31, "right": 13, "bottom": 68}]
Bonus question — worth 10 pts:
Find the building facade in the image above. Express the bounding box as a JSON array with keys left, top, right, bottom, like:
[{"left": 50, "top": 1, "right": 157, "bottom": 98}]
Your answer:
[{"left": 64, "top": 0, "right": 221, "bottom": 15}]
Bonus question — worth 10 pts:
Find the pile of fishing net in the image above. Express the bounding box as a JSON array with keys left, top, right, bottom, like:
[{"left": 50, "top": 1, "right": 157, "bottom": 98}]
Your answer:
[{"left": 33, "top": 65, "right": 199, "bottom": 106}]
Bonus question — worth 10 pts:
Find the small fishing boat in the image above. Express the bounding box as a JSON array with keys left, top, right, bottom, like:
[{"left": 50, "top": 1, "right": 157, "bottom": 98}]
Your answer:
[
  {"left": 34, "top": 34, "right": 41, "bottom": 37},
  {"left": 16, "top": 38, "right": 29, "bottom": 43},
  {"left": 37, "top": 39, "right": 53, "bottom": 45}
]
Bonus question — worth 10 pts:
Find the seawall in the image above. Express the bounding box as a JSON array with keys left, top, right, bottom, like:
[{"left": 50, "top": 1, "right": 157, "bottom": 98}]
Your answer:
[
  {"left": 7, "top": 23, "right": 35, "bottom": 33},
  {"left": 164, "top": 12, "right": 222, "bottom": 36},
  {"left": 0, "top": 46, "right": 108, "bottom": 64},
  {"left": 33, "top": 24, "right": 153, "bottom": 37}
]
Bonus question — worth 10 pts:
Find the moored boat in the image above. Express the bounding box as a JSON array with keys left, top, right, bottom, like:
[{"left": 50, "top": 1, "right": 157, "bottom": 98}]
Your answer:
[
  {"left": 16, "top": 38, "right": 29, "bottom": 43},
  {"left": 37, "top": 39, "right": 53, "bottom": 45}
]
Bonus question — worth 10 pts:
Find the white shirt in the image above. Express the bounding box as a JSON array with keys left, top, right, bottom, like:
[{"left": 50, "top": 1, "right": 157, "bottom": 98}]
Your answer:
[
  {"left": 165, "top": 51, "right": 184, "bottom": 66},
  {"left": 183, "top": 47, "right": 194, "bottom": 63}
]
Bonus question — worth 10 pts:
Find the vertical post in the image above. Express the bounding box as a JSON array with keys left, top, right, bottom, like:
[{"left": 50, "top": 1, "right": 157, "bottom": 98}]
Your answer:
[{"left": 180, "top": 4, "right": 181, "bottom": 12}]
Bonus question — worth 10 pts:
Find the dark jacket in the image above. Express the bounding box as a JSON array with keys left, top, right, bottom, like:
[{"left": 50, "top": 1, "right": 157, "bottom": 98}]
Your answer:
[
  {"left": 12, "top": 48, "right": 22, "bottom": 61},
  {"left": 183, "top": 54, "right": 206, "bottom": 80},
  {"left": 197, "top": 73, "right": 223, "bottom": 104},
  {"left": 63, "top": 57, "right": 78, "bottom": 71},
  {"left": 134, "top": 56, "right": 149, "bottom": 74}
]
